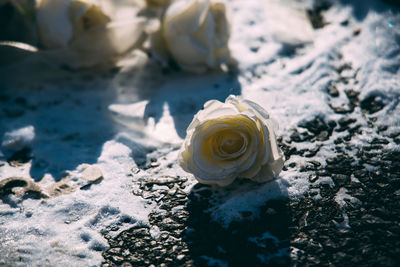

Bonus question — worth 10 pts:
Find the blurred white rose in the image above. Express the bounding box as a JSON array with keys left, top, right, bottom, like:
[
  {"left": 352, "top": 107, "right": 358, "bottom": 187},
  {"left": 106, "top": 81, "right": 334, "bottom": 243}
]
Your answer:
[
  {"left": 179, "top": 95, "right": 284, "bottom": 186},
  {"left": 265, "top": 0, "right": 314, "bottom": 46},
  {"left": 150, "top": 0, "right": 232, "bottom": 72},
  {"left": 36, "top": 0, "right": 146, "bottom": 68}
]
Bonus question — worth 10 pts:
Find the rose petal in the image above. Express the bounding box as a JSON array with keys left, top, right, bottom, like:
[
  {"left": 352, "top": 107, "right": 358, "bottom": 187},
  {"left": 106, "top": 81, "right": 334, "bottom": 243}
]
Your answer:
[
  {"left": 164, "top": 0, "right": 209, "bottom": 35},
  {"left": 37, "top": 0, "right": 73, "bottom": 49}
]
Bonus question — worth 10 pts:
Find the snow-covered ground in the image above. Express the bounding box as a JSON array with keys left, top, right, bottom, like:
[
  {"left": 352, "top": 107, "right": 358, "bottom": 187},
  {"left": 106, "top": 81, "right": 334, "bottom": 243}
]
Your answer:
[{"left": 0, "top": 0, "right": 399, "bottom": 266}]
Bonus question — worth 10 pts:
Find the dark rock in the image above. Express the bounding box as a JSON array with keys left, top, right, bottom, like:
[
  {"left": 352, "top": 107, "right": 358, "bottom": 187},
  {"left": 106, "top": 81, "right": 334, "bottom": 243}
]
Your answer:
[
  {"left": 353, "top": 28, "right": 361, "bottom": 36},
  {"left": 340, "top": 19, "right": 349, "bottom": 26},
  {"left": 7, "top": 148, "right": 32, "bottom": 166},
  {"left": 345, "top": 89, "right": 360, "bottom": 106},
  {"left": 290, "top": 130, "right": 308, "bottom": 142},
  {"left": 330, "top": 105, "right": 353, "bottom": 114},
  {"left": 371, "top": 138, "right": 389, "bottom": 145},
  {"left": 378, "top": 125, "right": 388, "bottom": 132},
  {"left": 299, "top": 117, "right": 329, "bottom": 135},
  {"left": 328, "top": 84, "right": 340, "bottom": 97},
  {"left": 307, "top": 2, "right": 331, "bottom": 29},
  {"left": 332, "top": 174, "right": 350, "bottom": 187},
  {"left": 336, "top": 63, "right": 352, "bottom": 74},
  {"left": 304, "top": 146, "right": 320, "bottom": 157},
  {"left": 309, "top": 174, "right": 319, "bottom": 183},
  {"left": 328, "top": 120, "right": 337, "bottom": 129},
  {"left": 360, "top": 95, "right": 385, "bottom": 114},
  {"left": 288, "top": 162, "right": 296, "bottom": 168},
  {"left": 339, "top": 117, "right": 356, "bottom": 127},
  {"left": 316, "top": 131, "right": 329, "bottom": 141},
  {"left": 334, "top": 138, "right": 343, "bottom": 145}
]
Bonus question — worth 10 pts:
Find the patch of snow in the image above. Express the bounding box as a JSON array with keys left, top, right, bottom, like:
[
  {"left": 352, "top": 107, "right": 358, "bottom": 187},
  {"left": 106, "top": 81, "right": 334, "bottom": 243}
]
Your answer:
[
  {"left": 207, "top": 179, "right": 290, "bottom": 228},
  {"left": 350, "top": 174, "right": 361, "bottom": 183},
  {"left": 149, "top": 225, "right": 161, "bottom": 239},
  {"left": 1, "top": 125, "right": 35, "bottom": 151},
  {"left": 0, "top": 140, "right": 155, "bottom": 266},
  {"left": 333, "top": 211, "right": 351, "bottom": 230},
  {"left": 335, "top": 187, "right": 362, "bottom": 208}
]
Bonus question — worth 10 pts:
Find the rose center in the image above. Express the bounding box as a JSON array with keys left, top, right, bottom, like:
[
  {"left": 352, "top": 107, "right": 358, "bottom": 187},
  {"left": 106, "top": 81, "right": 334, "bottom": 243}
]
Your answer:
[{"left": 217, "top": 130, "right": 245, "bottom": 155}]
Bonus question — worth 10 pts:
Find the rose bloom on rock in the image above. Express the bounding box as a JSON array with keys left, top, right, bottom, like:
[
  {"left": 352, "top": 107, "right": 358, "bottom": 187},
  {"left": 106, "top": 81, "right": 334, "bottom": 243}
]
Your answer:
[
  {"left": 36, "top": 0, "right": 145, "bottom": 68},
  {"left": 179, "top": 95, "right": 285, "bottom": 186},
  {"left": 150, "top": 0, "right": 233, "bottom": 72}
]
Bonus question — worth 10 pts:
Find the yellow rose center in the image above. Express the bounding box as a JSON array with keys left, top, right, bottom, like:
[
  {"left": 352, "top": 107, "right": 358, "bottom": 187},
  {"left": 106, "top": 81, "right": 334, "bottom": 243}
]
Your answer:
[
  {"left": 212, "top": 130, "right": 247, "bottom": 159},
  {"left": 220, "top": 131, "right": 243, "bottom": 154},
  {"left": 70, "top": 1, "right": 110, "bottom": 31}
]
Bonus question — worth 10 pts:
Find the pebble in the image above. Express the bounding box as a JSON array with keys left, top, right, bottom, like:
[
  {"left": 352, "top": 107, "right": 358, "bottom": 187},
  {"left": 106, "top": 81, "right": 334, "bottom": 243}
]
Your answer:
[
  {"left": 328, "top": 84, "right": 339, "bottom": 97},
  {"left": 309, "top": 174, "right": 319, "bottom": 183},
  {"left": 332, "top": 174, "right": 350, "bottom": 187},
  {"left": 339, "top": 117, "right": 356, "bottom": 127},
  {"left": 145, "top": 177, "right": 176, "bottom": 185},
  {"left": 81, "top": 165, "right": 103, "bottom": 183},
  {"left": 131, "top": 167, "right": 140, "bottom": 174},
  {"left": 360, "top": 95, "right": 385, "bottom": 114}
]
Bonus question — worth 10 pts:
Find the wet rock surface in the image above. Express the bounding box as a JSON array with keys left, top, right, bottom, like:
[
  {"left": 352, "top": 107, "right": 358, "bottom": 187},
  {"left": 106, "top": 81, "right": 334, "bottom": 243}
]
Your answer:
[
  {"left": 101, "top": 61, "right": 400, "bottom": 266},
  {"left": 286, "top": 62, "right": 399, "bottom": 266},
  {"left": 289, "top": 135, "right": 400, "bottom": 266},
  {"left": 102, "top": 179, "right": 290, "bottom": 267}
]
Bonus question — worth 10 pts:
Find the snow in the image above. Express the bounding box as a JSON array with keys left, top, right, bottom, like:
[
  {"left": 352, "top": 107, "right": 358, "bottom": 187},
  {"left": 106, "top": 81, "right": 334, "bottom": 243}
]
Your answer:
[
  {"left": 206, "top": 179, "right": 290, "bottom": 228},
  {"left": 1, "top": 0, "right": 400, "bottom": 265},
  {"left": 1, "top": 125, "right": 35, "bottom": 151},
  {"left": 335, "top": 187, "right": 362, "bottom": 208},
  {"left": 0, "top": 140, "right": 153, "bottom": 266}
]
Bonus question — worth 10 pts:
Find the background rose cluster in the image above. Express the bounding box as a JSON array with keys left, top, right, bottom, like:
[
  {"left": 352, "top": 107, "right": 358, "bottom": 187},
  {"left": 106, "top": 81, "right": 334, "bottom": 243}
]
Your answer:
[{"left": 0, "top": 0, "right": 233, "bottom": 71}]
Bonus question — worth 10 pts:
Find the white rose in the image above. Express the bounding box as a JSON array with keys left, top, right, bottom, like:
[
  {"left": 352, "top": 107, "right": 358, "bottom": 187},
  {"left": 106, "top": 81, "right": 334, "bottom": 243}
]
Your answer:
[
  {"left": 265, "top": 0, "right": 314, "bottom": 46},
  {"left": 179, "top": 95, "right": 285, "bottom": 186},
  {"left": 154, "top": 0, "right": 232, "bottom": 72},
  {"left": 36, "top": 0, "right": 146, "bottom": 68}
]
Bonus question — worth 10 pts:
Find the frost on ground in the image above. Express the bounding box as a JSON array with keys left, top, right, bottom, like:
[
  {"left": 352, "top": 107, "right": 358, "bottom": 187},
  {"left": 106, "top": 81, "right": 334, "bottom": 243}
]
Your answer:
[{"left": 1, "top": 0, "right": 400, "bottom": 266}]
